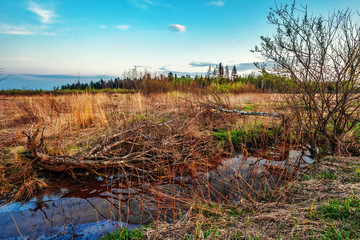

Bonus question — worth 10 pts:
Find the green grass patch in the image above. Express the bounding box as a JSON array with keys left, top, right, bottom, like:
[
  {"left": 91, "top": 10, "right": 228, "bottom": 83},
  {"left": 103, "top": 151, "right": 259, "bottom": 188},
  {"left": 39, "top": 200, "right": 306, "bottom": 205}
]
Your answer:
[
  {"left": 316, "top": 169, "right": 337, "bottom": 180},
  {"left": 100, "top": 227, "right": 144, "bottom": 240},
  {"left": 355, "top": 167, "right": 360, "bottom": 182},
  {"left": 242, "top": 104, "right": 253, "bottom": 111},
  {"left": 308, "top": 197, "right": 360, "bottom": 239},
  {"left": 352, "top": 122, "right": 360, "bottom": 141},
  {"left": 213, "top": 123, "right": 283, "bottom": 151}
]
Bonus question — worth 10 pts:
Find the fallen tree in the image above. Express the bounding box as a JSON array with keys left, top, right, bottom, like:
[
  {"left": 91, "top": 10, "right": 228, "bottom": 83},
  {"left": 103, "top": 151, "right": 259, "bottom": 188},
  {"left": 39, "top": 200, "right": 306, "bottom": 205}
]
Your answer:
[
  {"left": 199, "top": 102, "right": 282, "bottom": 118},
  {"left": 22, "top": 119, "right": 225, "bottom": 180}
]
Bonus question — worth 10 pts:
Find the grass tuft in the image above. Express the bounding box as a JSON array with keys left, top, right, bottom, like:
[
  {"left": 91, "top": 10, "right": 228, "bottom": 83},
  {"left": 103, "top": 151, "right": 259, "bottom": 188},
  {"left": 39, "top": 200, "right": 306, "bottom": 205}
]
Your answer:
[{"left": 100, "top": 228, "right": 144, "bottom": 240}]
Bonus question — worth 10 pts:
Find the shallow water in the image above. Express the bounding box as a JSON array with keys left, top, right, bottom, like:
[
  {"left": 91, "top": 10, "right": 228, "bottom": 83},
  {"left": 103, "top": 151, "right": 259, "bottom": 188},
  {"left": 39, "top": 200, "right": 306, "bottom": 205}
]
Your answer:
[
  {"left": 0, "top": 177, "right": 144, "bottom": 239},
  {"left": 0, "top": 150, "right": 312, "bottom": 239}
]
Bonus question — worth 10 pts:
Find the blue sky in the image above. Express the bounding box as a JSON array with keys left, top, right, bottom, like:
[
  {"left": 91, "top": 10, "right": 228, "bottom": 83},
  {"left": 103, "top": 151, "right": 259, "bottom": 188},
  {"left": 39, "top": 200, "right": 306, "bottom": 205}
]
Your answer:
[{"left": 1, "top": 0, "right": 360, "bottom": 89}]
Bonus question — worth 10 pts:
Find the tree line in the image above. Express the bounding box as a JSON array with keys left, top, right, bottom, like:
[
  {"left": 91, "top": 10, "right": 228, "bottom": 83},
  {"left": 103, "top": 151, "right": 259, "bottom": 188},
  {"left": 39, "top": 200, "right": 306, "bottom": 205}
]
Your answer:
[{"left": 58, "top": 63, "right": 289, "bottom": 93}]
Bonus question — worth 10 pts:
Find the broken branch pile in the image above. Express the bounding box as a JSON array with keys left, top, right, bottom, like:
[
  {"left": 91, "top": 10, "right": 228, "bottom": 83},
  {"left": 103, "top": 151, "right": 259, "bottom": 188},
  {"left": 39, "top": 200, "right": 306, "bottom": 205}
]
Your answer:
[{"left": 23, "top": 118, "right": 224, "bottom": 181}]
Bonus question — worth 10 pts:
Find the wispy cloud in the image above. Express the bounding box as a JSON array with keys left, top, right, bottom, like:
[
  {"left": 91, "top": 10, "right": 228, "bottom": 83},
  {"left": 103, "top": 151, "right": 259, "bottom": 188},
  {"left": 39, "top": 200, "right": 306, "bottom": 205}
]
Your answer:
[
  {"left": 189, "top": 61, "right": 258, "bottom": 72},
  {"left": 127, "top": 0, "right": 171, "bottom": 9},
  {"left": 135, "top": 65, "right": 151, "bottom": 69},
  {"left": 235, "top": 62, "right": 257, "bottom": 71},
  {"left": 169, "top": 24, "right": 186, "bottom": 33},
  {"left": 28, "top": 2, "right": 55, "bottom": 23},
  {"left": 100, "top": 25, "right": 107, "bottom": 29},
  {"left": 208, "top": 0, "right": 225, "bottom": 6},
  {"left": 127, "top": 0, "right": 154, "bottom": 9},
  {"left": 0, "top": 23, "right": 55, "bottom": 35},
  {"left": 116, "top": 25, "right": 130, "bottom": 30},
  {"left": 189, "top": 61, "right": 217, "bottom": 67},
  {"left": 0, "top": 24, "right": 34, "bottom": 35}
]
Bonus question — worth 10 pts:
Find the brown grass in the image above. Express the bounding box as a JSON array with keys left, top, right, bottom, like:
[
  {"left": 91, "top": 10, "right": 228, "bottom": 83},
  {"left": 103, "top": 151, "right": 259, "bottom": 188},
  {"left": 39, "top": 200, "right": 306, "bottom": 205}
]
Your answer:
[
  {"left": 0, "top": 92, "right": 305, "bottom": 240},
  {"left": 0, "top": 92, "right": 278, "bottom": 195},
  {"left": 142, "top": 156, "right": 360, "bottom": 239}
]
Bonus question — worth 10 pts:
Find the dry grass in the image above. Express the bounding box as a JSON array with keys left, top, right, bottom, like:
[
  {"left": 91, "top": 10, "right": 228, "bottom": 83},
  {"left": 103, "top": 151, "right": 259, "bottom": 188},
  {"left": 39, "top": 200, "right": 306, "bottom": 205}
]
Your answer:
[
  {"left": 1, "top": 92, "right": 310, "bottom": 240},
  {"left": 12, "top": 177, "right": 48, "bottom": 202},
  {"left": 0, "top": 91, "right": 278, "bottom": 196},
  {"left": 143, "top": 157, "right": 360, "bottom": 239},
  {"left": 1, "top": 92, "right": 360, "bottom": 239}
]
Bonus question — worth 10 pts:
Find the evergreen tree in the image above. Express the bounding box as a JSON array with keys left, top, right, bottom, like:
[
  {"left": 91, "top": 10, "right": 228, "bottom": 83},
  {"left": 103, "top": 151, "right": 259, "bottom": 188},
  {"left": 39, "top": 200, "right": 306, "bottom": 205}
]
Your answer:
[
  {"left": 218, "top": 62, "right": 224, "bottom": 79},
  {"left": 168, "top": 72, "right": 174, "bottom": 81},
  {"left": 231, "top": 65, "right": 238, "bottom": 81}
]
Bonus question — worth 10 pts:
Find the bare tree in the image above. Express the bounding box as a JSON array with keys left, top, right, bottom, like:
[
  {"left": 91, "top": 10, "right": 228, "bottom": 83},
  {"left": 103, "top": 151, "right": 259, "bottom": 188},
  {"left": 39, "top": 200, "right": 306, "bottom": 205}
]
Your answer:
[{"left": 254, "top": 1, "right": 360, "bottom": 166}]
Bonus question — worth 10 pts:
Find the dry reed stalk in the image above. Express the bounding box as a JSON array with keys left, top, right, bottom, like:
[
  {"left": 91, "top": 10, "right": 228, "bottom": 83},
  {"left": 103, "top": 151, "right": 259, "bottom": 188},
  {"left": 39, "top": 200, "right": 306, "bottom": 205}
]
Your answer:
[
  {"left": 7, "top": 206, "right": 23, "bottom": 237},
  {"left": 12, "top": 177, "right": 48, "bottom": 201}
]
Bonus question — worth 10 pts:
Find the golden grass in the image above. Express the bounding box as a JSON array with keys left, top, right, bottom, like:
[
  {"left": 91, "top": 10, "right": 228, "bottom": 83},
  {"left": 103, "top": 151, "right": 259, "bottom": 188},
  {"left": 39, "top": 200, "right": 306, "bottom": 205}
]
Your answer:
[
  {"left": 69, "top": 93, "right": 108, "bottom": 129},
  {"left": 0, "top": 91, "right": 278, "bottom": 201},
  {"left": 2, "top": 92, "right": 276, "bottom": 154}
]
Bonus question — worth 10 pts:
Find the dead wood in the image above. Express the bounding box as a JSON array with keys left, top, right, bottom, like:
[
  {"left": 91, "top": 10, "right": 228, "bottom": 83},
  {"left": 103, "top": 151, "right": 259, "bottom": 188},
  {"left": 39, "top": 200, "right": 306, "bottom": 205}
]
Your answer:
[
  {"left": 192, "top": 94, "right": 283, "bottom": 119},
  {"left": 22, "top": 119, "right": 224, "bottom": 180},
  {"left": 200, "top": 102, "right": 282, "bottom": 118}
]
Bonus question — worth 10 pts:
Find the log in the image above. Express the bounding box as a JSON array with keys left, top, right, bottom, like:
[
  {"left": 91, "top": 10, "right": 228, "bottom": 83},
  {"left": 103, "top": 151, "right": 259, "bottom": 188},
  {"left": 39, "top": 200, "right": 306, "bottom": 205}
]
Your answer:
[
  {"left": 21, "top": 122, "right": 224, "bottom": 177},
  {"left": 214, "top": 106, "right": 281, "bottom": 117},
  {"left": 205, "top": 103, "right": 282, "bottom": 117}
]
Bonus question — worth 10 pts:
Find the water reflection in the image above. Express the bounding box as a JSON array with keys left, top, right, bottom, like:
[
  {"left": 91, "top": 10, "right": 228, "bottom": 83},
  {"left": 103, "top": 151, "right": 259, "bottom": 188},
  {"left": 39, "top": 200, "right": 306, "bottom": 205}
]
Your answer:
[{"left": 0, "top": 149, "right": 311, "bottom": 239}]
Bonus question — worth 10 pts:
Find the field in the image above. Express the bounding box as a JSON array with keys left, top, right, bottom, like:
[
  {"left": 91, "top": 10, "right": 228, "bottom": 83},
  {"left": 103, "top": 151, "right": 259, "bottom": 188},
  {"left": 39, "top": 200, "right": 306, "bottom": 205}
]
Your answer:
[
  {"left": 0, "top": 92, "right": 359, "bottom": 239},
  {"left": 0, "top": 91, "right": 280, "bottom": 196}
]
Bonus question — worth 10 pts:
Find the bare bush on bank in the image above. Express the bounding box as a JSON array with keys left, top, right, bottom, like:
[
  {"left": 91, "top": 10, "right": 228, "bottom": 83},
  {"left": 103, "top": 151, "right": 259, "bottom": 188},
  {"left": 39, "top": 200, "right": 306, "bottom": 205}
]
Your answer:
[{"left": 254, "top": 1, "right": 360, "bottom": 167}]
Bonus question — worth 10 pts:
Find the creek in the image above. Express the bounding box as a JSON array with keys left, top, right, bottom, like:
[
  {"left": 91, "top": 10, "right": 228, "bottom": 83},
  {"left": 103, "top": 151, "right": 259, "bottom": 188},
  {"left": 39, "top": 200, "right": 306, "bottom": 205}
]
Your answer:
[{"left": 0, "top": 150, "right": 312, "bottom": 239}]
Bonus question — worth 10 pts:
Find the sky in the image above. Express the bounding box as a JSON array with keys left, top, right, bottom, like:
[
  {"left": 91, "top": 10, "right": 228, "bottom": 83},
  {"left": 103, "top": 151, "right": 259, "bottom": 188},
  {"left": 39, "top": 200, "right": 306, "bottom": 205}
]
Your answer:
[{"left": 1, "top": 0, "right": 360, "bottom": 89}]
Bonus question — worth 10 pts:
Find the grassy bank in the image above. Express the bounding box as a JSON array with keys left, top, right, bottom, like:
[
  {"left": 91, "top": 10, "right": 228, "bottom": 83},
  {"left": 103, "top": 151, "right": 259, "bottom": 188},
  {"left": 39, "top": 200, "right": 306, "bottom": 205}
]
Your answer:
[{"left": 118, "top": 156, "right": 359, "bottom": 240}]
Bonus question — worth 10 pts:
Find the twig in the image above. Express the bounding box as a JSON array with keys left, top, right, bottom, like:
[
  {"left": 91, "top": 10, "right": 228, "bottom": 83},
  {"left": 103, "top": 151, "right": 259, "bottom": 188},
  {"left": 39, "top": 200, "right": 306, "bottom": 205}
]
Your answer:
[{"left": 7, "top": 206, "right": 23, "bottom": 238}]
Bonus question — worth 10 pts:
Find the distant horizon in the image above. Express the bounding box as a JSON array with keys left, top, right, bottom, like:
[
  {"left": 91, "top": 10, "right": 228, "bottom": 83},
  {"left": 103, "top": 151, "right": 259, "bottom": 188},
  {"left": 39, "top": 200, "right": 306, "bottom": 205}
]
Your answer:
[
  {"left": 1, "top": 0, "right": 360, "bottom": 89},
  {"left": 0, "top": 64, "right": 258, "bottom": 90}
]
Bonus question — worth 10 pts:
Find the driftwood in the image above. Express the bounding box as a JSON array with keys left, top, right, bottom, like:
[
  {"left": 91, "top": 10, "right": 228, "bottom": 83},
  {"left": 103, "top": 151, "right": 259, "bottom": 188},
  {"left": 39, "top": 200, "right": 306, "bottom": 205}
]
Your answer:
[{"left": 22, "top": 120, "right": 224, "bottom": 179}]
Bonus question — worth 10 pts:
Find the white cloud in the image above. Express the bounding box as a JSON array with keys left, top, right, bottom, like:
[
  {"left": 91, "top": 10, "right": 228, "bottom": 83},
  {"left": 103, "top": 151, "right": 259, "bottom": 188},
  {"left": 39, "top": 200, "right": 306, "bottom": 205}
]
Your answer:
[
  {"left": 100, "top": 25, "right": 107, "bottom": 29},
  {"left": 116, "top": 25, "right": 130, "bottom": 30},
  {"left": 169, "top": 24, "right": 186, "bottom": 33},
  {"left": 208, "top": 0, "right": 225, "bottom": 6},
  {"left": 0, "top": 23, "right": 55, "bottom": 35},
  {"left": 28, "top": 2, "right": 55, "bottom": 23},
  {"left": 127, "top": 0, "right": 151, "bottom": 9},
  {"left": 126, "top": 0, "right": 171, "bottom": 9},
  {"left": 0, "top": 24, "right": 34, "bottom": 35}
]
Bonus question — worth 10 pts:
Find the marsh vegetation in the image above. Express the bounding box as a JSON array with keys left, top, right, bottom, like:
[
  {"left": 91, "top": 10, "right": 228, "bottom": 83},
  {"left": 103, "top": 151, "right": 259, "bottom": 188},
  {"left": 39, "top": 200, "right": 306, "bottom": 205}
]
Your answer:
[{"left": 1, "top": 1, "right": 360, "bottom": 239}]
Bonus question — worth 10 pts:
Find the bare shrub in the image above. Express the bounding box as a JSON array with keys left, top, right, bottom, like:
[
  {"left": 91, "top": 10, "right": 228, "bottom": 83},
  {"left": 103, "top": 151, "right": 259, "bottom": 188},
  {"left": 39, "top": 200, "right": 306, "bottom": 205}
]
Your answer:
[{"left": 254, "top": 1, "right": 360, "bottom": 166}]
